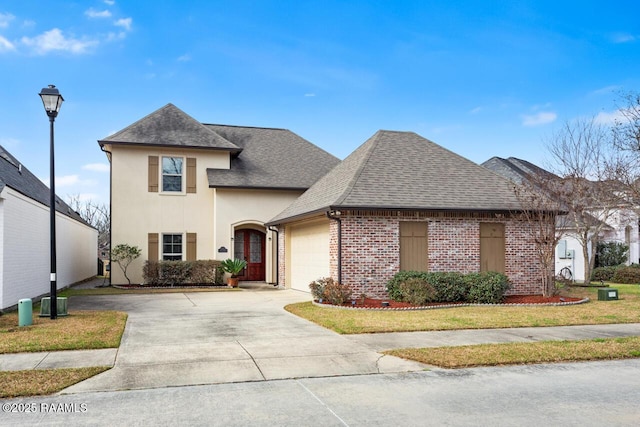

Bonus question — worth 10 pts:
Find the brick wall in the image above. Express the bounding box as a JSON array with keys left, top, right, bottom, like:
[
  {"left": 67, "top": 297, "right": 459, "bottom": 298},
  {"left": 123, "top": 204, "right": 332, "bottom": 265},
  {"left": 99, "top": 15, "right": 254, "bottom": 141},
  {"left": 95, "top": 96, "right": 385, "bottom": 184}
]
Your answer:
[
  {"left": 277, "top": 226, "right": 286, "bottom": 287},
  {"left": 332, "top": 211, "right": 544, "bottom": 298}
]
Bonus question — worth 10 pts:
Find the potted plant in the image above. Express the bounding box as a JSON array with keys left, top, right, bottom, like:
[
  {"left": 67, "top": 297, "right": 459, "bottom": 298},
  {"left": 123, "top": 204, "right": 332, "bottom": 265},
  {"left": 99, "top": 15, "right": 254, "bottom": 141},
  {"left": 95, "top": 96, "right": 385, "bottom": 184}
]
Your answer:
[{"left": 220, "top": 258, "right": 247, "bottom": 287}]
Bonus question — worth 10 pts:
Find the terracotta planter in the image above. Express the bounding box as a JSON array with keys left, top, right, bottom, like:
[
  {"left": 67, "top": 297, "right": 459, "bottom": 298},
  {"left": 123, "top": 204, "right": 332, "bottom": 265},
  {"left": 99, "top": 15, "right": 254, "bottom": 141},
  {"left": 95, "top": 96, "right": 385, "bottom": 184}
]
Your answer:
[{"left": 227, "top": 277, "right": 239, "bottom": 288}]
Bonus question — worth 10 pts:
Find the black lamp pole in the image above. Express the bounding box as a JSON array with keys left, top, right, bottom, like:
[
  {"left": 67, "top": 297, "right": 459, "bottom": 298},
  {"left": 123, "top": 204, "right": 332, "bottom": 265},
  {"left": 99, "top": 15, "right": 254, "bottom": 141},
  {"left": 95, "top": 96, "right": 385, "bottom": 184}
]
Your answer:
[{"left": 39, "top": 85, "right": 64, "bottom": 320}]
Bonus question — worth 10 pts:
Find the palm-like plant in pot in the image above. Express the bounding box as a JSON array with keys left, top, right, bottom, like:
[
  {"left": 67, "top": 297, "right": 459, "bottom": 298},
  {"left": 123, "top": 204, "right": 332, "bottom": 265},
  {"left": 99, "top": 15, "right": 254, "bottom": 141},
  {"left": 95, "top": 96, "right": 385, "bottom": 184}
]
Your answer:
[{"left": 221, "top": 258, "right": 247, "bottom": 287}]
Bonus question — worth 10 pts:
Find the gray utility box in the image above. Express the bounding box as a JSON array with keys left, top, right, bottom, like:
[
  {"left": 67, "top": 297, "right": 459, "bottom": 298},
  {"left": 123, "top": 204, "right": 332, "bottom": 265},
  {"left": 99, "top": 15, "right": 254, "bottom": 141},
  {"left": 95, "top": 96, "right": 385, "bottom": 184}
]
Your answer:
[
  {"left": 39, "top": 297, "right": 69, "bottom": 317},
  {"left": 597, "top": 288, "right": 619, "bottom": 301}
]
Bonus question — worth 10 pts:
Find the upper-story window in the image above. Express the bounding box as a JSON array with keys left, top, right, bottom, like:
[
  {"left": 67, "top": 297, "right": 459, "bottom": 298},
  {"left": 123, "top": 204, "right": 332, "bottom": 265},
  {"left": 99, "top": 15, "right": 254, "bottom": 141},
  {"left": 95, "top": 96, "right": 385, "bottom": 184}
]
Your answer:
[{"left": 162, "top": 157, "right": 183, "bottom": 192}]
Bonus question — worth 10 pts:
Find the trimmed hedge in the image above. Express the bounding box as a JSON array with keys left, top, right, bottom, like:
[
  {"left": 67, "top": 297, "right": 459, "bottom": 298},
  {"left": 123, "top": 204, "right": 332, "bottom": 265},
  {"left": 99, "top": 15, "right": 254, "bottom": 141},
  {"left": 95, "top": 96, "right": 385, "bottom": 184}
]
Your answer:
[
  {"left": 143, "top": 260, "right": 224, "bottom": 286},
  {"left": 591, "top": 266, "right": 618, "bottom": 282},
  {"left": 611, "top": 266, "right": 640, "bottom": 284},
  {"left": 386, "top": 271, "right": 511, "bottom": 304}
]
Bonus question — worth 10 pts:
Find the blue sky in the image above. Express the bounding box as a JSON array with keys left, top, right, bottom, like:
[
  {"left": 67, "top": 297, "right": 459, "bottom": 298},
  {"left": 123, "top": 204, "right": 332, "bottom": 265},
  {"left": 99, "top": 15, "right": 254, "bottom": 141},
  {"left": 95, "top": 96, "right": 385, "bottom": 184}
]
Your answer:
[{"left": 1, "top": 1, "right": 639, "bottom": 205}]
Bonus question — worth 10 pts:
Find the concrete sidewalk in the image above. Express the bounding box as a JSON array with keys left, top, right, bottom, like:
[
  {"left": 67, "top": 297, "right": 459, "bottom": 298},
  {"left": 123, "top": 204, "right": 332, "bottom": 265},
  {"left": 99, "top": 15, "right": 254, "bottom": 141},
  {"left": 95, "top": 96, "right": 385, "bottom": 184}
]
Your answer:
[{"left": 2, "top": 323, "right": 639, "bottom": 373}]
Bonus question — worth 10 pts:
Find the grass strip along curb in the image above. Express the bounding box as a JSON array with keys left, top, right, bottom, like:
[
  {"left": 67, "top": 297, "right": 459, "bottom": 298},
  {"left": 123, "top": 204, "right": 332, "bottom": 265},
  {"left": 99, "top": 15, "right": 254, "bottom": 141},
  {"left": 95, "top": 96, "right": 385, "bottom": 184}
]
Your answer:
[
  {"left": 385, "top": 336, "right": 640, "bottom": 368},
  {"left": 0, "top": 367, "right": 111, "bottom": 398}
]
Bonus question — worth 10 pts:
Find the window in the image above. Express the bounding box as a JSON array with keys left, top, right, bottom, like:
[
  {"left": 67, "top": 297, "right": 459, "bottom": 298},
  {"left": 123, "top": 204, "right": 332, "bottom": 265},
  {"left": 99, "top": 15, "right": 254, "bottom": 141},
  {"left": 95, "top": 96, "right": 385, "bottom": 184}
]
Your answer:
[
  {"left": 162, "top": 234, "right": 183, "bottom": 260},
  {"left": 162, "top": 157, "right": 183, "bottom": 192}
]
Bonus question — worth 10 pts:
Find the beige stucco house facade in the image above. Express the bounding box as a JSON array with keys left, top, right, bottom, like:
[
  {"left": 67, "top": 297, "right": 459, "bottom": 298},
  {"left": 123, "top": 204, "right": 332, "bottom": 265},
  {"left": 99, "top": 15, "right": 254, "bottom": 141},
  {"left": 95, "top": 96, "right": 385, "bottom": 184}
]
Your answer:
[{"left": 99, "top": 104, "right": 339, "bottom": 285}]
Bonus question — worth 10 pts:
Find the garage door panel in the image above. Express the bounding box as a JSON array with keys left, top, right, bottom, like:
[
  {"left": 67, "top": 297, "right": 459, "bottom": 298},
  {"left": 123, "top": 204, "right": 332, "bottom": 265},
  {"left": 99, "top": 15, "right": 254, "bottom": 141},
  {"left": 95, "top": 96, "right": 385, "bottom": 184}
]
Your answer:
[{"left": 290, "top": 221, "right": 330, "bottom": 292}]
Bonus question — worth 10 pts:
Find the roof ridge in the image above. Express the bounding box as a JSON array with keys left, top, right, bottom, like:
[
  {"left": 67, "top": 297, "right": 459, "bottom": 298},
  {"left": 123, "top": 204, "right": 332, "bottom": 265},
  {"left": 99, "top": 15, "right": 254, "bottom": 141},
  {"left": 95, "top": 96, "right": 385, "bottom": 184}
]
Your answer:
[
  {"left": 204, "top": 123, "right": 288, "bottom": 131},
  {"left": 334, "top": 130, "right": 383, "bottom": 206}
]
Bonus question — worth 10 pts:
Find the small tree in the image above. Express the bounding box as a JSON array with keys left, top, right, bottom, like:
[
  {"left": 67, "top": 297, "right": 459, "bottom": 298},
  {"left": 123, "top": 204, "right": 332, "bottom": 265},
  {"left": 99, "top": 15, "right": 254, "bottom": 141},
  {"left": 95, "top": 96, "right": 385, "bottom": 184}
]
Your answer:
[
  {"left": 111, "top": 244, "right": 141, "bottom": 285},
  {"left": 513, "top": 177, "right": 564, "bottom": 297}
]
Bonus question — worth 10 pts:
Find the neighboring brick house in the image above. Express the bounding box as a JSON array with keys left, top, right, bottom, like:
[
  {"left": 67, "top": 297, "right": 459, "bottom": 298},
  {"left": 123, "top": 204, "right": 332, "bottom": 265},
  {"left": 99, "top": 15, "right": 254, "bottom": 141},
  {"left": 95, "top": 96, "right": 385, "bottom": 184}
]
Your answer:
[
  {"left": 267, "top": 130, "right": 546, "bottom": 297},
  {"left": 483, "top": 156, "right": 639, "bottom": 282},
  {"left": 98, "top": 104, "right": 339, "bottom": 285},
  {"left": 0, "top": 146, "right": 98, "bottom": 310}
]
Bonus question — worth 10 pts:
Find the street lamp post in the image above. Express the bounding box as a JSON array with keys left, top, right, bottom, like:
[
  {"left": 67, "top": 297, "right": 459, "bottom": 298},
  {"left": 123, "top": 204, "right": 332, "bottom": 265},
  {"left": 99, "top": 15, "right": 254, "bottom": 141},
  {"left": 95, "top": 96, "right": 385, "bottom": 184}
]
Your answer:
[{"left": 39, "top": 85, "right": 64, "bottom": 320}]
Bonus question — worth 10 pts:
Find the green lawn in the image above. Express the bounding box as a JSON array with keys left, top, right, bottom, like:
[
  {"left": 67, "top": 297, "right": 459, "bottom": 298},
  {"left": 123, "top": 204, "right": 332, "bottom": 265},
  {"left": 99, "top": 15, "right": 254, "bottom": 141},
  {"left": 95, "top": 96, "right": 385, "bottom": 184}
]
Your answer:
[{"left": 285, "top": 284, "right": 640, "bottom": 334}]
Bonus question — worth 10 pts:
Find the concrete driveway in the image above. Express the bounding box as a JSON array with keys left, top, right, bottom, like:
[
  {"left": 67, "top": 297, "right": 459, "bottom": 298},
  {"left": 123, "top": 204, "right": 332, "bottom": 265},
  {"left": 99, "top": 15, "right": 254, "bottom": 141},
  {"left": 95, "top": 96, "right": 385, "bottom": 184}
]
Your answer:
[{"left": 63, "top": 289, "right": 424, "bottom": 393}]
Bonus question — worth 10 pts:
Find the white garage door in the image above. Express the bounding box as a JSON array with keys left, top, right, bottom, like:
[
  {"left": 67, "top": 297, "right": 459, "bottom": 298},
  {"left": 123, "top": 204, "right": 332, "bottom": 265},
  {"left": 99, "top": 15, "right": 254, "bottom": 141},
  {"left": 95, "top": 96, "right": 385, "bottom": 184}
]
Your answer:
[{"left": 290, "top": 221, "right": 330, "bottom": 292}]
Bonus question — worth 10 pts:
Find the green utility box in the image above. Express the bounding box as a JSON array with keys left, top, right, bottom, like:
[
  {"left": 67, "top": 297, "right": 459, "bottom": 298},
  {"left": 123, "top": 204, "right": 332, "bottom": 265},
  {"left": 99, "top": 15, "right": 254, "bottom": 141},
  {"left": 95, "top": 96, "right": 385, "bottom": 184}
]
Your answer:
[
  {"left": 18, "top": 298, "right": 33, "bottom": 326},
  {"left": 597, "top": 288, "right": 619, "bottom": 301},
  {"left": 39, "top": 297, "right": 69, "bottom": 317}
]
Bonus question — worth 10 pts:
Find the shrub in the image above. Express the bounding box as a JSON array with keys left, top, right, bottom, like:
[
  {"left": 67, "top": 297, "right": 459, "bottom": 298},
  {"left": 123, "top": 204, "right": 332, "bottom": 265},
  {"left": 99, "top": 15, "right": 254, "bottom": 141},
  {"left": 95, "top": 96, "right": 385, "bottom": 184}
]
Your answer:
[
  {"left": 466, "top": 272, "right": 511, "bottom": 304},
  {"left": 386, "top": 271, "right": 431, "bottom": 301},
  {"left": 143, "top": 261, "right": 160, "bottom": 285},
  {"left": 397, "top": 277, "right": 437, "bottom": 305},
  {"left": 143, "top": 260, "right": 223, "bottom": 286},
  {"left": 612, "top": 266, "right": 640, "bottom": 284},
  {"left": 431, "top": 272, "right": 469, "bottom": 302},
  {"left": 595, "top": 242, "right": 629, "bottom": 268},
  {"left": 189, "top": 260, "right": 223, "bottom": 284},
  {"left": 309, "top": 277, "right": 352, "bottom": 305},
  {"left": 591, "top": 266, "right": 618, "bottom": 282},
  {"left": 158, "top": 261, "right": 191, "bottom": 286}
]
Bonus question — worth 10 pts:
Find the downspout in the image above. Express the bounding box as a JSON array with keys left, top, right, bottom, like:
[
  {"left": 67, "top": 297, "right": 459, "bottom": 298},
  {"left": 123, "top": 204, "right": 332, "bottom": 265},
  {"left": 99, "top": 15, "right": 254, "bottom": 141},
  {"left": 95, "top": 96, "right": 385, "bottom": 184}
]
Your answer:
[
  {"left": 100, "top": 144, "right": 112, "bottom": 286},
  {"left": 267, "top": 225, "right": 279, "bottom": 287},
  {"left": 326, "top": 210, "right": 342, "bottom": 284}
]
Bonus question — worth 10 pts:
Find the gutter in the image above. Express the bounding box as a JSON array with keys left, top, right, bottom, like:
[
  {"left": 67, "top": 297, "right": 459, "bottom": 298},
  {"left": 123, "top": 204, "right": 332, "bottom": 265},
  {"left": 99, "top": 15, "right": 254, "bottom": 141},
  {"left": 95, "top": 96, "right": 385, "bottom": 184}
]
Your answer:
[
  {"left": 325, "top": 210, "right": 342, "bottom": 284},
  {"left": 267, "top": 225, "right": 279, "bottom": 287}
]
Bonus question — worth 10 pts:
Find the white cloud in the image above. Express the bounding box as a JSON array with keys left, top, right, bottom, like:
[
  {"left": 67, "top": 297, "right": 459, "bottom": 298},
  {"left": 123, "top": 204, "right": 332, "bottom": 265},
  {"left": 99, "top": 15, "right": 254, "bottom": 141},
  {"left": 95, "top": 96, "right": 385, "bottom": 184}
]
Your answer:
[
  {"left": 0, "top": 35, "right": 15, "bottom": 52},
  {"left": 82, "top": 163, "right": 110, "bottom": 172},
  {"left": 591, "top": 85, "right": 621, "bottom": 95},
  {"left": 594, "top": 109, "right": 627, "bottom": 125},
  {"left": 0, "top": 12, "right": 15, "bottom": 28},
  {"left": 304, "top": 93, "right": 316, "bottom": 97},
  {"left": 611, "top": 33, "right": 636, "bottom": 43},
  {"left": 104, "top": 0, "right": 115, "bottom": 5},
  {"left": 469, "top": 106, "right": 483, "bottom": 114},
  {"left": 177, "top": 53, "right": 191, "bottom": 62},
  {"left": 56, "top": 175, "right": 81, "bottom": 187},
  {"left": 522, "top": 111, "right": 557, "bottom": 126},
  {"left": 85, "top": 9, "right": 112, "bottom": 19},
  {"left": 21, "top": 28, "right": 98, "bottom": 55},
  {"left": 114, "top": 17, "right": 132, "bottom": 31}
]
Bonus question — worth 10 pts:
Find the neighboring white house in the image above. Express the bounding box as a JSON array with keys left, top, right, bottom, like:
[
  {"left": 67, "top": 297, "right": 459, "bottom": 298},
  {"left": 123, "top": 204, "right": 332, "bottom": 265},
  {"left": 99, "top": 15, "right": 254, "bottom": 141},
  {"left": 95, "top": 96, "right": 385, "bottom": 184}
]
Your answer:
[
  {"left": 483, "top": 156, "right": 640, "bottom": 282},
  {"left": 0, "top": 146, "right": 98, "bottom": 311}
]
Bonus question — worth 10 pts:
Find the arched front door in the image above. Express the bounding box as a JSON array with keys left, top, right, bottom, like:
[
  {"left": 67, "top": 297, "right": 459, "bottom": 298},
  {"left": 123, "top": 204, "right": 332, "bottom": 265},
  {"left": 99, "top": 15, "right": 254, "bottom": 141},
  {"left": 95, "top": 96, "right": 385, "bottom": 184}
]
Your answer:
[{"left": 233, "top": 229, "right": 266, "bottom": 281}]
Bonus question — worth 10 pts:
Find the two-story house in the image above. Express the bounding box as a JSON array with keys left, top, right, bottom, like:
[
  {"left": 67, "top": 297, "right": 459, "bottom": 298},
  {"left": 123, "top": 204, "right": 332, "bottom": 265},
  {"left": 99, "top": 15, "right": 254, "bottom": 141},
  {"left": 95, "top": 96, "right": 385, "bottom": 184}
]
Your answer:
[{"left": 98, "top": 104, "right": 339, "bottom": 285}]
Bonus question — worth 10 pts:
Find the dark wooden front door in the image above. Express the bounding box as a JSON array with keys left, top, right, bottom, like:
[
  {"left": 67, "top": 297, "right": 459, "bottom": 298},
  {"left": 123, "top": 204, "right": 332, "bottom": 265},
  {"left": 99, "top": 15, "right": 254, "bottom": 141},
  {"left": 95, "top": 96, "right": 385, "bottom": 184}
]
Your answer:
[{"left": 234, "top": 229, "right": 266, "bottom": 281}]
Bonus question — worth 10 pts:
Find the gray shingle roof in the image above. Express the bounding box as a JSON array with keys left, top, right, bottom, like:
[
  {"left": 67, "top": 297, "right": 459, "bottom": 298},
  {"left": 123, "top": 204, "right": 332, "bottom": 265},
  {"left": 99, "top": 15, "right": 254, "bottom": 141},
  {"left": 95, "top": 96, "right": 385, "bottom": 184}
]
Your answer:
[
  {"left": 268, "top": 130, "right": 523, "bottom": 224},
  {"left": 205, "top": 124, "right": 340, "bottom": 190},
  {"left": 98, "top": 104, "right": 241, "bottom": 152},
  {"left": 0, "top": 145, "right": 89, "bottom": 225},
  {"left": 482, "top": 156, "right": 557, "bottom": 184}
]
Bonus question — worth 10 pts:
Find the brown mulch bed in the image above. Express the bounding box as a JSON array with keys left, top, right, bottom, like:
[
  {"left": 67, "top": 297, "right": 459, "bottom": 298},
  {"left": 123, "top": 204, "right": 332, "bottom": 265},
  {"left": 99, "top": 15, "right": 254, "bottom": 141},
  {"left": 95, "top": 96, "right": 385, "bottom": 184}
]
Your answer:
[{"left": 317, "top": 295, "right": 585, "bottom": 309}]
